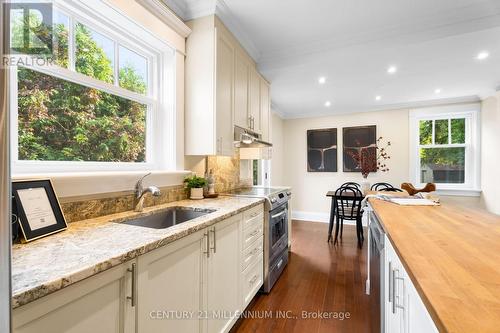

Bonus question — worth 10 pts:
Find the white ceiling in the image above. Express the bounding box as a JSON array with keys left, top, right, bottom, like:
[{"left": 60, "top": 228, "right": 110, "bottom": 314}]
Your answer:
[{"left": 165, "top": 0, "right": 500, "bottom": 118}]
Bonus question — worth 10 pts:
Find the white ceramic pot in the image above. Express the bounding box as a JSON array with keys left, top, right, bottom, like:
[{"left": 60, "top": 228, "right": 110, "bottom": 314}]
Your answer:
[
  {"left": 361, "top": 179, "right": 371, "bottom": 195},
  {"left": 190, "top": 187, "right": 204, "bottom": 200}
]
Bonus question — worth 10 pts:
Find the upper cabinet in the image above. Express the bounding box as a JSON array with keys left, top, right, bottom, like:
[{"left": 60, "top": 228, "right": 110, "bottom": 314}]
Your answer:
[
  {"left": 234, "top": 50, "right": 250, "bottom": 130},
  {"left": 185, "top": 15, "right": 272, "bottom": 156}
]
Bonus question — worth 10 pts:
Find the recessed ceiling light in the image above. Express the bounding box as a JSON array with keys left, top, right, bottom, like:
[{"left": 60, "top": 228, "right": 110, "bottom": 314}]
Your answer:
[
  {"left": 324, "top": 101, "right": 331, "bottom": 107},
  {"left": 387, "top": 66, "right": 397, "bottom": 74},
  {"left": 434, "top": 88, "right": 441, "bottom": 94},
  {"left": 318, "top": 76, "right": 326, "bottom": 84},
  {"left": 476, "top": 51, "right": 489, "bottom": 60},
  {"left": 375, "top": 95, "right": 382, "bottom": 101}
]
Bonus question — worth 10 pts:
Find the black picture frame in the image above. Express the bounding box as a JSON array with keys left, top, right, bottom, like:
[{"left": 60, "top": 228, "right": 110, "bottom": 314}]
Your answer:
[
  {"left": 343, "top": 125, "right": 377, "bottom": 172},
  {"left": 12, "top": 179, "right": 67, "bottom": 243},
  {"left": 307, "top": 128, "right": 338, "bottom": 172}
]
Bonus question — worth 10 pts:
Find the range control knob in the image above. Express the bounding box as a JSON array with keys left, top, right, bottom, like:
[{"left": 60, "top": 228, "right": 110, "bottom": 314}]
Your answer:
[
  {"left": 270, "top": 197, "right": 277, "bottom": 203},
  {"left": 286, "top": 191, "right": 292, "bottom": 196}
]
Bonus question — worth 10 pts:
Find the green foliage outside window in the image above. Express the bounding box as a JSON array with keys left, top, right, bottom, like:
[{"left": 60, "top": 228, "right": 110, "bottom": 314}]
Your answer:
[{"left": 16, "top": 19, "right": 148, "bottom": 162}]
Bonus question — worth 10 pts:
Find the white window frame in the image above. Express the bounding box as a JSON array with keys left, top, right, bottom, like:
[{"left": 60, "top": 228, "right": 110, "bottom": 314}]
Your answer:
[
  {"left": 409, "top": 104, "right": 481, "bottom": 194},
  {"left": 9, "top": 0, "right": 176, "bottom": 174}
]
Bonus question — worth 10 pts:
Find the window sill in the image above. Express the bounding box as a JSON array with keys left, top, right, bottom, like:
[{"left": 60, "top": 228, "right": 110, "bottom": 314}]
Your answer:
[
  {"left": 435, "top": 188, "right": 482, "bottom": 197},
  {"left": 12, "top": 170, "right": 192, "bottom": 199}
]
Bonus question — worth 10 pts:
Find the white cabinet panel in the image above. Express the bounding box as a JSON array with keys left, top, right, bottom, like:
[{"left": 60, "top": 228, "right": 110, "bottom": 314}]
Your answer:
[
  {"left": 384, "top": 235, "right": 438, "bottom": 333},
  {"left": 137, "top": 230, "right": 204, "bottom": 333},
  {"left": 234, "top": 51, "right": 250, "bottom": 130},
  {"left": 249, "top": 68, "right": 261, "bottom": 134},
  {"left": 215, "top": 31, "right": 235, "bottom": 156},
  {"left": 260, "top": 77, "right": 270, "bottom": 141},
  {"left": 207, "top": 215, "right": 241, "bottom": 333},
  {"left": 13, "top": 261, "right": 135, "bottom": 333}
]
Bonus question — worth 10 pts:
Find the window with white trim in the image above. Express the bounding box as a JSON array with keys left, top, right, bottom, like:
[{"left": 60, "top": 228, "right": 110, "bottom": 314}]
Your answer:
[
  {"left": 410, "top": 106, "right": 480, "bottom": 191},
  {"left": 9, "top": 1, "right": 174, "bottom": 173}
]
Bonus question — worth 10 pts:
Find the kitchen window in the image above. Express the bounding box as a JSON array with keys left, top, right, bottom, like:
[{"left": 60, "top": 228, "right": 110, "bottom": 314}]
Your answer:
[
  {"left": 9, "top": 1, "right": 174, "bottom": 173},
  {"left": 410, "top": 105, "right": 480, "bottom": 193}
]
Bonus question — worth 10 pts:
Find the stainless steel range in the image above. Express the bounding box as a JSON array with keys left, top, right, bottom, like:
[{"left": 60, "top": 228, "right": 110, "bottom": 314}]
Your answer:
[{"left": 222, "top": 186, "right": 291, "bottom": 293}]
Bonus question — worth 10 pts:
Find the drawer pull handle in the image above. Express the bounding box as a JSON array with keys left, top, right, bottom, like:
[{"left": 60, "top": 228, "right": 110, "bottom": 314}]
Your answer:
[
  {"left": 203, "top": 231, "right": 210, "bottom": 258},
  {"left": 249, "top": 274, "right": 258, "bottom": 285},
  {"left": 127, "top": 263, "right": 137, "bottom": 307},
  {"left": 277, "top": 258, "right": 284, "bottom": 269},
  {"left": 210, "top": 227, "right": 216, "bottom": 253}
]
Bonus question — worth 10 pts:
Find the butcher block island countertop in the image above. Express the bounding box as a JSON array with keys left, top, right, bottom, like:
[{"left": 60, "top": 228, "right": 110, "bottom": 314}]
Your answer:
[{"left": 369, "top": 198, "right": 500, "bottom": 333}]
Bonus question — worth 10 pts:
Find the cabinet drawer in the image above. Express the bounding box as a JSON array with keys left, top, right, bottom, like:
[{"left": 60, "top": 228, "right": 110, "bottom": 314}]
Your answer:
[
  {"left": 241, "top": 236, "right": 263, "bottom": 272},
  {"left": 242, "top": 257, "right": 263, "bottom": 307},
  {"left": 243, "top": 211, "right": 263, "bottom": 231},
  {"left": 243, "top": 204, "right": 264, "bottom": 222},
  {"left": 242, "top": 218, "right": 263, "bottom": 251}
]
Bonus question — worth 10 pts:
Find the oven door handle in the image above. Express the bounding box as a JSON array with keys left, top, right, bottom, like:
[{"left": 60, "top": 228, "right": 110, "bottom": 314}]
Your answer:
[{"left": 271, "top": 210, "right": 287, "bottom": 219}]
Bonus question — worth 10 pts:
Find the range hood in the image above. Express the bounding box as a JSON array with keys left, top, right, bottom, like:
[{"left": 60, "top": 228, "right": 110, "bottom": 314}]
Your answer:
[{"left": 234, "top": 125, "right": 272, "bottom": 148}]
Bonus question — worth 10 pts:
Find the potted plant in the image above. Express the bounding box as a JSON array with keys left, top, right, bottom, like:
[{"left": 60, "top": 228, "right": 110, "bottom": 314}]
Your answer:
[{"left": 184, "top": 175, "right": 207, "bottom": 200}]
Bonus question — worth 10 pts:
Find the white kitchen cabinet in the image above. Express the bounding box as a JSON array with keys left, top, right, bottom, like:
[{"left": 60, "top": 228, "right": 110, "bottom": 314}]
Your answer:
[
  {"left": 207, "top": 215, "right": 241, "bottom": 333},
  {"left": 384, "top": 235, "right": 438, "bottom": 333},
  {"left": 136, "top": 229, "right": 205, "bottom": 333},
  {"left": 13, "top": 260, "right": 136, "bottom": 333},
  {"left": 260, "top": 76, "right": 270, "bottom": 141},
  {"left": 234, "top": 50, "right": 250, "bottom": 130},
  {"left": 249, "top": 68, "right": 261, "bottom": 133},
  {"left": 186, "top": 15, "right": 273, "bottom": 153},
  {"left": 13, "top": 205, "right": 265, "bottom": 333},
  {"left": 185, "top": 16, "right": 234, "bottom": 156}
]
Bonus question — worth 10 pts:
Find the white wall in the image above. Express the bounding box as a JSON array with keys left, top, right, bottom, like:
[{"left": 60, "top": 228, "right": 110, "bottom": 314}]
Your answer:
[
  {"left": 270, "top": 111, "right": 285, "bottom": 186},
  {"left": 480, "top": 92, "right": 500, "bottom": 215},
  {"left": 283, "top": 109, "right": 410, "bottom": 221}
]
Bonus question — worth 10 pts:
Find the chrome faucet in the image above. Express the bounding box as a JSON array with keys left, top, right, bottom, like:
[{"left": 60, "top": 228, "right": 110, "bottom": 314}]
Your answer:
[{"left": 134, "top": 172, "right": 161, "bottom": 212}]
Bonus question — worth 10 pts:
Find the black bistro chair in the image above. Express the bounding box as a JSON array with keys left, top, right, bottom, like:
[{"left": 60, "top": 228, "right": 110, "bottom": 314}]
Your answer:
[
  {"left": 371, "top": 182, "right": 403, "bottom": 192},
  {"left": 333, "top": 186, "right": 364, "bottom": 248},
  {"left": 340, "top": 182, "right": 361, "bottom": 189}
]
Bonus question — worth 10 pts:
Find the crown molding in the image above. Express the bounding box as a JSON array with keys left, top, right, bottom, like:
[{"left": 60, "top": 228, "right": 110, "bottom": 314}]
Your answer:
[
  {"left": 214, "top": 0, "right": 260, "bottom": 61},
  {"left": 279, "top": 95, "right": 481, "bottom": 120},
  {"left": 136, "top": 0, "right": 192, "bottom": 38},
  {"left": 161, "top": 0, "right": 260, "bottom": 61},
  {"left": 270, "top": 102, "right": 286, "bottom": 119}
]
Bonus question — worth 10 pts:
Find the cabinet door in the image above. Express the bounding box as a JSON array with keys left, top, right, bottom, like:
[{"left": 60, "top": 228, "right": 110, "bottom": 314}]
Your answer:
[
  {"left": 215, "top": 30, "right": 235, "bottom": 156},
  {"left": 249, "top": 68, "right": 261, "bottom": 133},
  {"left": 406, "top": 271, "right": 439, "bottom": 333},
  {"left": 207, "top": 215, "right": 241, "bottom": 333},
  {"left": 137, "top": 230, "right": 205, "bottom": 333},
  {"left": 234, "top": 51, "right": 249, "bottom": 129},
  {"left": 260, "top": 77, "right": 270, "bottom": 141},
  {"left": 13, "top": 261, "right": 135, "bottom": 333}
]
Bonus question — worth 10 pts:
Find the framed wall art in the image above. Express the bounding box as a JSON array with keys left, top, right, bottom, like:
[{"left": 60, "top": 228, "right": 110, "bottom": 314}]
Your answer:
[
  {"left": 343, "top": 125, "right": 377, "bottom": 172},
  {"left": 307, "top": 128, "right": 338, "bottom": 172}
]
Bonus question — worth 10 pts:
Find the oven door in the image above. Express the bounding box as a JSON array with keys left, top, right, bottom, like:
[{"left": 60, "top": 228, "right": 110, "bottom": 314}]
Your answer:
[{"left": 269, "top": 203, "right": 288, "bottom": 263}]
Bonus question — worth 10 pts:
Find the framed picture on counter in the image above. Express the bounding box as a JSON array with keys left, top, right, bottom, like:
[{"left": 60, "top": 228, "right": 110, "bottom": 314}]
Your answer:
[{"left": 12, "top": 179, "right": 67, "bottom": 243}]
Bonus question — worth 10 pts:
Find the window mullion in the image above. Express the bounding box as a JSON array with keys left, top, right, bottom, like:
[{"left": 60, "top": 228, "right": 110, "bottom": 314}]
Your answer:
[
  {"left": 114, "top": 42, "right": 119, "bottom": 87},
  {"left": 448, "top": 118, "right": 451, "bottom": 144},
  {"left": 431, "top": 120, "right": 435, "bottom": 145},
  {"left": 68, "top": 16, "right": 75, "bottom": 71}
]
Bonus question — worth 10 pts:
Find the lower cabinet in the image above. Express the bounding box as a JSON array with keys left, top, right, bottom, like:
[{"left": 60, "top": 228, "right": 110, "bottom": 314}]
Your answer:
[
  {"left": 13, "top": 204, "right": 264, "bottom": 333},
  {"left": 13, "top": 260, "right": 136, "bottom": 333},
  {"left": 136, "top": 229, "right": 205, "bottom": 333},
  {"left": 207, "top": 215, "right": 241, "bottom": 333},
  {"left": 384, "top": 235, "right": 438, "bottom": 333}
]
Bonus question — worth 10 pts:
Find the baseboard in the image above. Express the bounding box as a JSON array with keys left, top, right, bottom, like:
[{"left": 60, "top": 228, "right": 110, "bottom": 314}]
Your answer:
[{"left": 292, "top": 210, "right": 367, "bottom": 226}]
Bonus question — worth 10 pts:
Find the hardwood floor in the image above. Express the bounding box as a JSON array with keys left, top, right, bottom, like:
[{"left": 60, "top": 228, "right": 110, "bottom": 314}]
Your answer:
[{"left": 232, "top": 221, "right": 373, "bottom": 333}]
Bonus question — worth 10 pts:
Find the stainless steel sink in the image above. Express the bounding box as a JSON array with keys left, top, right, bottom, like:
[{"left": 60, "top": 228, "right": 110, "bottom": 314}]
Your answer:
[{"left": 120, "top": 207, "right": 216, "bottom": 229}]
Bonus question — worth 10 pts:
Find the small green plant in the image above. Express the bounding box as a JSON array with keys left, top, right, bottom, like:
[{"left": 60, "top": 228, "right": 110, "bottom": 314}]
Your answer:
[{"left": 184, "top": 175, "right": 207, "bottom": 189}]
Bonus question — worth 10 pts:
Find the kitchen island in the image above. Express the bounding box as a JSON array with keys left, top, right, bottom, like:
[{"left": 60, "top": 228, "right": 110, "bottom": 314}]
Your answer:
[{"left": 369, "top": 197, "right": 500, "bottom": 333}]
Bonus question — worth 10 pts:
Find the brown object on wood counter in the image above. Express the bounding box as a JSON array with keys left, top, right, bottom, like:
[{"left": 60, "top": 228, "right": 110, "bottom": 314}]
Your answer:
[{"left": 369, "top": 198, "right": 500, "bottom": 333}]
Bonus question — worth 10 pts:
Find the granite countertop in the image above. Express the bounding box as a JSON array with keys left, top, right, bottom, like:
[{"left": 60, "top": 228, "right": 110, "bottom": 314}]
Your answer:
[
  {"left": 369, "top": 197, "right": 500, "bottom": 333},
  {"left": 12, "top": 196, "right": 265, "bottom": 309}
]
